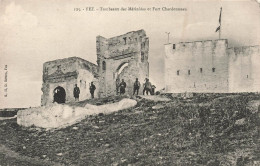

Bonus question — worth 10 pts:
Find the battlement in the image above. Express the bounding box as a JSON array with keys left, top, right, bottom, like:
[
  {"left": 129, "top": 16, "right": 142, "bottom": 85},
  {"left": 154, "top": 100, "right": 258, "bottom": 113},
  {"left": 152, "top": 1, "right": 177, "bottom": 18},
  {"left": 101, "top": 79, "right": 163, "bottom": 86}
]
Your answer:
[
  {"left": 165, "top": 39, "right": 228, "bottom": 59},
  {"left": 167, "top": 39, "right": 228, "bottom": 50},
  {"left": 228, "top": 45, "right": 260, "bottom": 55}
]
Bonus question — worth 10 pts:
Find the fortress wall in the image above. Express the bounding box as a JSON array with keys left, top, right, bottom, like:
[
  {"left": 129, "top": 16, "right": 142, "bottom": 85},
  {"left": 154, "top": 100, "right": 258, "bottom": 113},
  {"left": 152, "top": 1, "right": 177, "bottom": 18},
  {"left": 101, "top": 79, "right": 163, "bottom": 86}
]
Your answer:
[
  {"left": 228, "top": 46, "right": 260, "bottom": 92},
  {"left": 165, "top": 39, "right": 229, "bottom": 93}
]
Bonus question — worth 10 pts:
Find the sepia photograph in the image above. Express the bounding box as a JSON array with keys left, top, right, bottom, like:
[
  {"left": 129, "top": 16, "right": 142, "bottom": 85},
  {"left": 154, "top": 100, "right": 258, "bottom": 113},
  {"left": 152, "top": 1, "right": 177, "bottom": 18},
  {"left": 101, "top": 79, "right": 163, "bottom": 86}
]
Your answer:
[{"left": 0, "top": 0, "right": 260, "bottom": 165}]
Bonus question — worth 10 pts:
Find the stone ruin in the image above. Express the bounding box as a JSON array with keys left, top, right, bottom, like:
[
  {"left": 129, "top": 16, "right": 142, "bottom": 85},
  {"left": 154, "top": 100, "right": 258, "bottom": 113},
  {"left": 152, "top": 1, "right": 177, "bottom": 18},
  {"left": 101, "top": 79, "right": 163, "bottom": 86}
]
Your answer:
[
  {"left": 41, "top": 57, "right": 98, "bottom": 106},
  {"left": 41, "top": 30, "right": 149, "bottom": 105},
  {"left": 97, "top": 29, "right": 149, "bottom": 97}
]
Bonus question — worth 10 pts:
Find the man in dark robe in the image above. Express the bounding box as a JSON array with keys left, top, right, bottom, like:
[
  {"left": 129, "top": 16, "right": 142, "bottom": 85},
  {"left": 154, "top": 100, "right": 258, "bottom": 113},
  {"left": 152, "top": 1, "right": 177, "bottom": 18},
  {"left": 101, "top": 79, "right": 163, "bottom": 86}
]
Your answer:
[
  {"left": 89, "top": 82, "right": 96, "bottom": 99},
  {"left": 119, "top": 79, "right": 127, "bottom": 95},
  {"left": 133, "top": 78, "right": 141, "bottom": 95},
  {"left": 73, "top": 84, "right": 80, "bottom": 101}
]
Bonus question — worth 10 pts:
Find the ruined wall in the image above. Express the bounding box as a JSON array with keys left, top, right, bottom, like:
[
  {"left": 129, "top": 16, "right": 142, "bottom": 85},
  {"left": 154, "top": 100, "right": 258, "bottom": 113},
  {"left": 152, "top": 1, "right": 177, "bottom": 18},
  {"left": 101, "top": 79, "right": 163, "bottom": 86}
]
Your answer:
[
  {"left": 41, "top": 57, "right": 98, "bottom": 106},
  {"left": 77, "top": 58, "right": 99, "bottom": 99},
  {"left": 96, "top": 29, "right": 149, "bottom": 97},
  {"left": 228, "top": 46, "right": 260, "bottom": 92},
  {"left": 165, "top": 39, "right": 229, "bottom": 93}
]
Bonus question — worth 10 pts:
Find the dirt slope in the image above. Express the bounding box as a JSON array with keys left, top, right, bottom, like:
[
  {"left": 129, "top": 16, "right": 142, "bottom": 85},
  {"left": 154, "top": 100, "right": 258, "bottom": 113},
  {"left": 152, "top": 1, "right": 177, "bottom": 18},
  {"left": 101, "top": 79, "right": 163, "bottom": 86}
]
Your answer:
[{"left": 0, "top": 93, "right": 259, "bottom": 165}]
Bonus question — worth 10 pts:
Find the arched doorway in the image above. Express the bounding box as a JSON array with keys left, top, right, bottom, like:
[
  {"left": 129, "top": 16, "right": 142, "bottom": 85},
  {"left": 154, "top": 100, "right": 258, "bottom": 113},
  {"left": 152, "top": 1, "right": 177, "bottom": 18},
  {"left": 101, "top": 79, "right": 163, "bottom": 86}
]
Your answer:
[
  {"left": 115, "top": 62, "right": 129, "bottom": 95},
  {"left": 53, "top": 86, "right": 66, "bottom": 103},
  {"left": 115, "top": 62, "right": 129, "bottom": 79}
]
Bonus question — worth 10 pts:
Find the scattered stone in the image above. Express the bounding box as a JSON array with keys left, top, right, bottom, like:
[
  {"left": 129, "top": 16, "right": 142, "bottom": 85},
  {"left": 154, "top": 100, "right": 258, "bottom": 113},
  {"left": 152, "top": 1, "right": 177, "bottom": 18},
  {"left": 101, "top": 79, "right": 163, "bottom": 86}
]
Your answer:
[
  {"left": 56, "top": 153, "right": 63, "bottom": 156},
  {"left": 247, "top": 100, "right": 260, "bottom": 114},
  {"left": 93, "top": 126, "right": 99, "bottom": 129},
  {"left": 121, "top": 158, "right": 127, "bottom": 162},
  {"left": 23, "top": 146, "right": 26, "bottom": 149},
  {"left": 235, "top": 118, "right": 246, "bottom": 125},
  {"left": 112, "top": 162, "right": 118, "bottom": 166},
  {"left": 139, "top": 95, "right": 171, "bottom": 102},
  {"left": 98, "top": 113, "right": 104, "bottom": 116},
  {"left": 72, "top": 127, "right": 78, "bottom": 130},
  {"left": 149, "top": 116, "right": 157, "bottom": 120},
  {"left": 209, "top": 135, "right": 214, "bottom": 138},
  {"left": 171, "top": 93, "right": 194, "bottom": 99},
  {"left": 152, "top": 104, "right": 164, "bottom": 110},
  {"left": 42, "top": 155, "right": 47, "bottom": 158}
]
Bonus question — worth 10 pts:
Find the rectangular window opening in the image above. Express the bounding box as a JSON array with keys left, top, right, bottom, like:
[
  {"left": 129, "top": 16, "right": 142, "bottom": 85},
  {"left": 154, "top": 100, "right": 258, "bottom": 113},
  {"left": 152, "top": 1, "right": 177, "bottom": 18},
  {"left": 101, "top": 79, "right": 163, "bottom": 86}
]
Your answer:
[
  {"left": 188, "top": 70, "right": 190, "bottom": 75},
  {"left": 200, "top": 68, "right": 203, "bottom": 73},
  {"left": 212, "top": 67, "right": 215, "bottom": 72},
  {"left": 173, "top": 44, "right": 175, "bottom": 49},
  {"left": 177, "top": 70, "right": 180, "bottom": 75}
]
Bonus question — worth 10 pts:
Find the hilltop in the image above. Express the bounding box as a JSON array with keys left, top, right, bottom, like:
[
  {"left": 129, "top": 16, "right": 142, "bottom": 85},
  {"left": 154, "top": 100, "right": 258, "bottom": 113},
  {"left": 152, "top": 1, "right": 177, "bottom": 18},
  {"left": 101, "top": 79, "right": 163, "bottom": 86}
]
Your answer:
[{"left": 0, "top": 93, "right": 259, "bottom": 165}]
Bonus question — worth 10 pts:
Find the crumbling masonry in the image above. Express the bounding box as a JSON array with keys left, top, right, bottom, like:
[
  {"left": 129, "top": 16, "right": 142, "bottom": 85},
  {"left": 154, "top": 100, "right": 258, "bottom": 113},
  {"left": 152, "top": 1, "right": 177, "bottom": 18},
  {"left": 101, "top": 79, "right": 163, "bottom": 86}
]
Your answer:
[
  {"left": 41, "top": 57, "right": 98, "bottom": 106},
  {"left": 96, "top": 29, "right": 149, "bottom": 97},
  {"left": 41, "top": 30, "right": 149, "bottom": 105}
]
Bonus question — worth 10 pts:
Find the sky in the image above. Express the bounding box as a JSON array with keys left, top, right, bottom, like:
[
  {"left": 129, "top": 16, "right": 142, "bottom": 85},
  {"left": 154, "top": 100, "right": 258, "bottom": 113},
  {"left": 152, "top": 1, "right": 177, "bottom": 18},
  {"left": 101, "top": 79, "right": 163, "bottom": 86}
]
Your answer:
[{"left": 0, "top": 0, "right": 259, "bottom": 108}]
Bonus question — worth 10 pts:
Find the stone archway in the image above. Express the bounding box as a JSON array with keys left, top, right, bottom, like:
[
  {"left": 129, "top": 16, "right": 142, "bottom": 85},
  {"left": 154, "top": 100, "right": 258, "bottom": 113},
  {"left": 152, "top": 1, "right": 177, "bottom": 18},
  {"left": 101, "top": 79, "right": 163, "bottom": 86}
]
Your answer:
[
  {"left": 53, "top": 86, "right": 66, "bottom": 103},
  {"left": 115, "top": 62, "right": 129, "bottom": 80},
  {"left": 115, "top": 62, "right": 130, "bottom": 95}
]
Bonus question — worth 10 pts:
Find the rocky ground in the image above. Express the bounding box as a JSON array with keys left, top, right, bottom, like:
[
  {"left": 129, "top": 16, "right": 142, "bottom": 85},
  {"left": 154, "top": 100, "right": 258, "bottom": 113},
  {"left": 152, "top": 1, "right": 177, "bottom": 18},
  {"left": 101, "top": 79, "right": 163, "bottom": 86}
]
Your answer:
[{"left": 0, "top": 93, "right": 259, "bottom": 165}]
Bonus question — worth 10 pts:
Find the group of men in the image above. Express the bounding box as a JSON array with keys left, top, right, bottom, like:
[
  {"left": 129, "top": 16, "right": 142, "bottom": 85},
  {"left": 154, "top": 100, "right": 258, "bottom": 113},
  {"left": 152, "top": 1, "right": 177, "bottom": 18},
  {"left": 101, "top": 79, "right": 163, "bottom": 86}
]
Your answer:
[
  {"left": 73, "top": 78, "right": 156, "bottom": 101},
  {"left": 116, "top": 78, "right": 156, "bottom": 96},
  {"left": 73, "top": 82, "right": 96, "bottom": 101}
]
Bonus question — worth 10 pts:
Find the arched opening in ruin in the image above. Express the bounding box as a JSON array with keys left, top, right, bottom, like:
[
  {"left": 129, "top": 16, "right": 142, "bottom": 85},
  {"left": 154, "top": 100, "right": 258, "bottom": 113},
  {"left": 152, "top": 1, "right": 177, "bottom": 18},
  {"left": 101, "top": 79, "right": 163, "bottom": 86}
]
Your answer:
[
  {"left": 115, "top": 62, "right": 129, "bottom": 80},
  {"left": 53, "top": 86, "right": 66, "bottom": 103}
]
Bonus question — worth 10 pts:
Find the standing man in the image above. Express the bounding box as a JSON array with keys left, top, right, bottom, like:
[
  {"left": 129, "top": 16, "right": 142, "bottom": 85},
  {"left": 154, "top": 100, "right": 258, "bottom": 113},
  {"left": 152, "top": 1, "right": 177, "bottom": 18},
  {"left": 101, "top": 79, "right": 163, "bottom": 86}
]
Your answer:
[
  {"left": 143, "top": 78, "right": 152, "bottom": 95},
  {"left": 89, "top": 82, "right": 96, "bottom": 99},
  {"left": 73, "top": 84, "right": 80, "bottom": 101},
  {"left": 119, "top": 79, "right": 127, "bottom": 95},
  {"left": 133, "top": 78, "right": 141, "bottom": 95}
]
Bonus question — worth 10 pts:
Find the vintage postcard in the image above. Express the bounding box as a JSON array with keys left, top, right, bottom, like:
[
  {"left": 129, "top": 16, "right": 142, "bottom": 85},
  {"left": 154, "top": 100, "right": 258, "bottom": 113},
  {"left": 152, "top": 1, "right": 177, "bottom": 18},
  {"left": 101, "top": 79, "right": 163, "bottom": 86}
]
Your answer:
[{"left": 0, "top": 0, "right": 259, "bottom": 165}]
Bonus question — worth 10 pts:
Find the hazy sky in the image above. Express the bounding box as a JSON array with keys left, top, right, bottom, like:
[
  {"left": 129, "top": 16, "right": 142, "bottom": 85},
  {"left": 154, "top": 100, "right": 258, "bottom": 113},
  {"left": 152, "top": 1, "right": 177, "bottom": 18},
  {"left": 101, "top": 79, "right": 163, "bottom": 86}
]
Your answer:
[{"left": 0, "top": 0, "right": 259, "bottom": 108}]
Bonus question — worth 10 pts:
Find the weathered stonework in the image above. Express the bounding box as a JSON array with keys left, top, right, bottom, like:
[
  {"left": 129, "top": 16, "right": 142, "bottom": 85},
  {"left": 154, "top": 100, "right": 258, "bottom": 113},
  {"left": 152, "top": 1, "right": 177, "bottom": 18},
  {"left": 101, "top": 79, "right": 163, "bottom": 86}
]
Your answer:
[
  {"left": 228, "top": 46, "right": 260, "bottom": 92},
  {"left": 96, "top": 29, "right": 149, "bottom": 97},
  {"left": 41, "top": 29, "right": 149, "bottom": 105},
  {"left": 41, "top": 57, "right": 98, "bottom": 106},
  {"left": 165, "top": 39, "right": 260, "bottom": 93}
]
